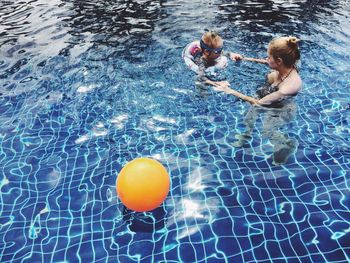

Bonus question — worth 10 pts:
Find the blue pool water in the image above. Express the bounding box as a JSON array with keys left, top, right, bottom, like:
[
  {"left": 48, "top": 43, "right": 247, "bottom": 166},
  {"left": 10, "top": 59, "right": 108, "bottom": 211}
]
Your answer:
[{"left": 0, "top": 0, "right": 350, "bottom": 262}]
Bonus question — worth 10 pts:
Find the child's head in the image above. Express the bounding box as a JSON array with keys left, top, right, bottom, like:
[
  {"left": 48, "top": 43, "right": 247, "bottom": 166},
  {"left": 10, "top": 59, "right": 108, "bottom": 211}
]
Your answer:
[
  {"left": 200, "top": 31, "right": 223, "bottom": 61},
  {"left": 268, "top": 36, "right": 300, "bottom": 68}
]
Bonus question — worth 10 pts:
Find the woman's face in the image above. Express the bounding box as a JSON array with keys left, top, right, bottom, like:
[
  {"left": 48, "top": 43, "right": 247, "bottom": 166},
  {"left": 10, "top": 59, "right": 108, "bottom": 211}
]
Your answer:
[{"left": 267, "top": 48, "right": 279, "bottom": 69}]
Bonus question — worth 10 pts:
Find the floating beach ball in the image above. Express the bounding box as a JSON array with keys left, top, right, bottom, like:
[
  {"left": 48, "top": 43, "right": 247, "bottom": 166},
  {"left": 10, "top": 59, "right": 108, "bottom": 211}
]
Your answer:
[{"left": 116, "top": 158, "right": 170, "bottom": 212}]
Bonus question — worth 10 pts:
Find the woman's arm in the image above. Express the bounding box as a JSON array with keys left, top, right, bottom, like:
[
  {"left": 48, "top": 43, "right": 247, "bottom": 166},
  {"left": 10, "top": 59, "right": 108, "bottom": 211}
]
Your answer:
[
  {"left": 206, "top": 80, "right": 259, "bottom": 105},
  {"left": 242, "top": 57, "right": 268, "bottom": 64},
  {"left": 216, "top": 86, "right": 297, "bottom": 106},
  {"left": 257, "top": 90, "right": 284, "bottom": 105},
  {"left": 221, "top": 87, "right": 259, "bottom": 105},
  {"left": 226, "top": 52, "right": 268, "bottom": 64},
  {"left": 205, "top": 79, "right": 228, "bottom": 88},
  {"left": 207, "top": 80, "right": 283, "bottom": 105}
]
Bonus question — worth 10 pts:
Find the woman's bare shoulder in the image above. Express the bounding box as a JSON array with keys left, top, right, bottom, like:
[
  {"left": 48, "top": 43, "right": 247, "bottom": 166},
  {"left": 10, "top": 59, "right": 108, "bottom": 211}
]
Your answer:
[{"left": 280, "top": 74, "right": 302, "bottom": 95}]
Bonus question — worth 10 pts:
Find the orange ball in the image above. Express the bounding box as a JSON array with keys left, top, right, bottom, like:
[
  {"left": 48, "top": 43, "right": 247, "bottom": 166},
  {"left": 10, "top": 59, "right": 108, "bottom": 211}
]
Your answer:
[{"left": 116, "top": 158, "right": 170, "bottom": 212}]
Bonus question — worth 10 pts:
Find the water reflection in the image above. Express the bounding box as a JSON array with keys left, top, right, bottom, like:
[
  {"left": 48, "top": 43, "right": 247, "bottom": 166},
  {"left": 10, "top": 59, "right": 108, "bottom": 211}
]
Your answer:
[
  {"left": 217, "top": 0, "right": 342, "bottom": 31},
  {"left": 67, "top": 0, "right": 165, "bottom": 48},
  {"left": 0, "top": 0, "right": 345, "bottom": 66},
  {"left": 0, "top": 0, "right": 350, "bottom": 262},
  {"left": 234, "top": 100, "right": 299, "bottom": 165},
  {"left": 0, "top": 0, "right": 168, "bottom": 65},
  {"left": 216, "top": 0, "right": 343, "bottom": 49}
]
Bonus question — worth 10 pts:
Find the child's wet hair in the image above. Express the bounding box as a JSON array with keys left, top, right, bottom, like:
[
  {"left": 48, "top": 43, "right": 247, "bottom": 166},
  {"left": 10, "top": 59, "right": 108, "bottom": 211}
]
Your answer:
[
  {"left": 202, "top": 30, "right": 223, "bottom": 48},
  {"left": 269, "top": 36, "right": 301, "bottom": 67}
]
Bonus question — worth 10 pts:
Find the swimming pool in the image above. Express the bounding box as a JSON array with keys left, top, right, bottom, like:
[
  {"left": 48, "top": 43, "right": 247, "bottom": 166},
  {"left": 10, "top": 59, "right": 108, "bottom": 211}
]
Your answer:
[{"left": 0, "top": 0, "right": 349, "bottom": 262}]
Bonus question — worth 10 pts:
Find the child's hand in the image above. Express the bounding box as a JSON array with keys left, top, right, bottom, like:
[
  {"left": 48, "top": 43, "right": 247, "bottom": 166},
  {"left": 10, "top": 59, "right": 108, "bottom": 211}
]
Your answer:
[{"left": 229, "top": 52, "right": 243, "bottom": 61}]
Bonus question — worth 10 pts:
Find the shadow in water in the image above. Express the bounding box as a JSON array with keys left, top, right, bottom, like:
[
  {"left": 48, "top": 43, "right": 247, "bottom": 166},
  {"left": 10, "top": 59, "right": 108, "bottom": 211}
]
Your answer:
[
  {"left": 233, "top": 99, "right": 299, "bottom": 166},
  {"left": 122, "top": 205, "right": 167, "bottom": 233}
]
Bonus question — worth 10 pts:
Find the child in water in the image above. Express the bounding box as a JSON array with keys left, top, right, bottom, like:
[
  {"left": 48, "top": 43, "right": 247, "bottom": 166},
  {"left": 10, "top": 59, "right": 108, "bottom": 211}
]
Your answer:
[{"left": 182, "top": 30, "right": 243, "bottom": 80}]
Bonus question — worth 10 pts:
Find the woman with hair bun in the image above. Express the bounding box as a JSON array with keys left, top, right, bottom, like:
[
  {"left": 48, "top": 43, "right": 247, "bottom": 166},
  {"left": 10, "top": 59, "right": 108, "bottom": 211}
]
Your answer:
[
  {"left": 208, "top": 36, "right": 302, "bottom": 107},
  {"left": 208, "top": 36, "right": 302, "bottom": 165}
]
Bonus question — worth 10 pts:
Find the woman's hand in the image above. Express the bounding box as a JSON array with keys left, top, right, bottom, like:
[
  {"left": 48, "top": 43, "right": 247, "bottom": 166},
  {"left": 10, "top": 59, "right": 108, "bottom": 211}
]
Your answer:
[
  {"left": 250, "top": 98, "right": 260, "bottom": 105},
  {"left": 229, "top": 52, "right": 243, "bottom": 61},
  {"left": 215, "top": 81, "right": 230, "bottom": 88},
  {"left": 212, "top": 82, "right": 232, "bottom": 93},
  {"left": 207, "top": 79, "right": 262, "bottom": 105},
  {"left": 205, "top": 79, "right": 230, "bottom": 89}
]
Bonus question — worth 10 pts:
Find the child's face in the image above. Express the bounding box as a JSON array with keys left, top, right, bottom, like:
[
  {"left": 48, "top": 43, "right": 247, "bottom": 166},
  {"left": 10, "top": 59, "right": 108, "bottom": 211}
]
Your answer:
[{"left": 201, "top": 38, "right": 223, "bottom": 61}]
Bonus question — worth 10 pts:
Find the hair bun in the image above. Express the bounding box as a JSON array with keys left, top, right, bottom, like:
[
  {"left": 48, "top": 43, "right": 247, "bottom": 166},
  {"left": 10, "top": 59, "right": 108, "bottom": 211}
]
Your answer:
[
  {"left": 287, "top": 36, "right": 300, "bottom": 45},
  {"left": 209, "top": 30, "right": 218, "bottom": 38}
]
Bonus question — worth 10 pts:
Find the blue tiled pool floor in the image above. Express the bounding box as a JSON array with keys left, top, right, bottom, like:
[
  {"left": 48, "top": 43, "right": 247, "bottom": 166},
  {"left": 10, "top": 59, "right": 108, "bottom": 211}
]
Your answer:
[{"left": 0, "top": 0, "right": 350, "bottom": 262}]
